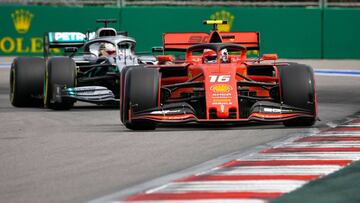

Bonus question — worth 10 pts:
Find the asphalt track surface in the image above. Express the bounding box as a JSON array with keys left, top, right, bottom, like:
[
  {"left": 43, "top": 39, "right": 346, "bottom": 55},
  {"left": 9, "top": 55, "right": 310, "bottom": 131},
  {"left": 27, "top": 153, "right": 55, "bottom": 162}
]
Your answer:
[{"left": 0, "top": 59, "right": 359, "bottom": 203}]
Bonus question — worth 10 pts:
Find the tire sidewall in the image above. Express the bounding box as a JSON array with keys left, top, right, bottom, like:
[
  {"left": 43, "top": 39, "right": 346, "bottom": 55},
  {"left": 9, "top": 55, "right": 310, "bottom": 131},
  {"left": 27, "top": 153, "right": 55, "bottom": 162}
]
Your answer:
[
  {"left": 45, "top": 57, "right": 76, "bottom": 110},
  {"left": 122, "top": 67, "right": 160, "bottom": 130},
  {"left": 10, "top": 57, "right": 45, "bottom": 107}
]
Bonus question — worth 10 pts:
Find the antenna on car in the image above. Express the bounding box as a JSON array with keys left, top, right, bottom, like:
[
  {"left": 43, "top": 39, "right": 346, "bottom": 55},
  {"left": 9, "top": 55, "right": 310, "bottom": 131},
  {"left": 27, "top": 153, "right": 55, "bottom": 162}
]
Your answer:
[
  {"left": 203, "top": 20, "right": 228, "bottom": 31},
  {"left": 96, "top": 19, "right": 117, "bottom": 28}
]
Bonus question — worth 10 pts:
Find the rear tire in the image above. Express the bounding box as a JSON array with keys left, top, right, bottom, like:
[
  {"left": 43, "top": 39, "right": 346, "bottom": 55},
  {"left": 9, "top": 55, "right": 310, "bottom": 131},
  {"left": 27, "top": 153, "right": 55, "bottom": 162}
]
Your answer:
[
  {"left": 44, "top": 57, "right": 76, "bottom": 110},
  {"left": 278, "top": 63, "right": 316, "bottom": 127},
  {"left": 121, "top": 67, "right": 159, "bottom": 130},
  {"left": 10, "top": 57, "right": 45, "bottom": 107}
]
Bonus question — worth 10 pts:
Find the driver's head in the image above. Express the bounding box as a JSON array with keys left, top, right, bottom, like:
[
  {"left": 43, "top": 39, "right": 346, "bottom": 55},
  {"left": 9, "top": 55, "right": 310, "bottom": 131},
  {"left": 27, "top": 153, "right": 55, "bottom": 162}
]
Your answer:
[
  {"left": 220, "top": 49, "right": 229, "bottom": 63},
  {"left": 99, "top": 43, "right": 116, "bottom": 57},
  {"left": 202, "top": 49, "right": 217, "bottom": 64}
]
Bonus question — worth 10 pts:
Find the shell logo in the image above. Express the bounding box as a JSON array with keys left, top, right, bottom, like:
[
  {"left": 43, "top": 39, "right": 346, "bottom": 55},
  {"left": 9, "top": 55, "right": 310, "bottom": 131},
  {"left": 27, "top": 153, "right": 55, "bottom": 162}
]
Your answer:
[{"left": 210, "top": 84, "right": 232, "bottom": 92}]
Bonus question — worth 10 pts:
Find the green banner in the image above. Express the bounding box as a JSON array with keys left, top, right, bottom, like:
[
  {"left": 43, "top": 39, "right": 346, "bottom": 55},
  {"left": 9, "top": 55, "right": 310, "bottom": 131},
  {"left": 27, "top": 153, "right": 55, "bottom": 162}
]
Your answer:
[
  {"left": 323, "top": 8, "right": 360, "bottom": 59},
  {"left": 121, "top": 7, "right": 322, "bottom": 58},
  {"left": 0, "top": 5, "right": 120, "bottom": 56},
  {"left": 0, "top": 5, "right": 359, "bottom": 59}
]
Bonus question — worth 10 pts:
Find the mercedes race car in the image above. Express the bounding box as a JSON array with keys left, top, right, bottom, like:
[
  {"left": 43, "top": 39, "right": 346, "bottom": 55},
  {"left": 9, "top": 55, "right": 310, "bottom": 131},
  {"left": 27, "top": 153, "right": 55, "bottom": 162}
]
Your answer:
[
  {"left": 10, "top": 19, "right": 143, "bottom": 109},
  {"left": 120, "top": 20, "right": 317, "bottom": 130}
]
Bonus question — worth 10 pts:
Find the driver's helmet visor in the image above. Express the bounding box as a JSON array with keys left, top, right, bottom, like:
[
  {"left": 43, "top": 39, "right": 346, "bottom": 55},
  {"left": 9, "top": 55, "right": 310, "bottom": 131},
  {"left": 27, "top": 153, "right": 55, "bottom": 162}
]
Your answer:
[
  {"left": 101, "top": 43, "right": 116, "bottom": 56},
  {"left": 106, "top": 50, "right": 116, "bottom": 55},
  {"left": 205, "top": 55, "right": 217, "bottom": 63}
]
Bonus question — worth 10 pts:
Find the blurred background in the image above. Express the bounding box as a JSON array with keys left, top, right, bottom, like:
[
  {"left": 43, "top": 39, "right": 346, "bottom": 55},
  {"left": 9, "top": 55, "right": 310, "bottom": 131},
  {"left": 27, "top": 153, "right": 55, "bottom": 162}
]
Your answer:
[{"left": 0, "top": 0, "right": 359, "bottom": 58}]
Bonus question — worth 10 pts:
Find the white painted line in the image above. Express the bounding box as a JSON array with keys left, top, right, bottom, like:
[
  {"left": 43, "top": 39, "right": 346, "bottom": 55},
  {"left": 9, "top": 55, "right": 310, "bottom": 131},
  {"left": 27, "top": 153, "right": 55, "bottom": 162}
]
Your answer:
[
  {"left": 339, "top": 124, "right": 360, "bottom": 127},
  {"left": 249, "top": 153, "right": 360, "bottom": 160},
  {"left": 213, "top": 165, "right": 340, "bottom": 175},
  {"left": 283, "top": 142, "right": 360, "bottom": 147},
  {"left": 0, "top": 64, "right": 10, "bottom": 69},
  {"left": 155, "top": 180, "right": 306, "bottom": 193},
  {"left": 314, "top": 132, "right": 360, "bottom": 136},
  {"left": 314, "top": 69, "right": 360, "bottom": 77}
]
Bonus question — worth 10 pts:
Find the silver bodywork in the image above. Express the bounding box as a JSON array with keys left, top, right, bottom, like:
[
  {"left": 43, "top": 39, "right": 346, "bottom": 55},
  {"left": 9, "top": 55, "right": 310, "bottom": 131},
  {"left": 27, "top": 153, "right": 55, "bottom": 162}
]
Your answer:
[{"left": 72, "top": 35, "right": 139, "bottom": 72}]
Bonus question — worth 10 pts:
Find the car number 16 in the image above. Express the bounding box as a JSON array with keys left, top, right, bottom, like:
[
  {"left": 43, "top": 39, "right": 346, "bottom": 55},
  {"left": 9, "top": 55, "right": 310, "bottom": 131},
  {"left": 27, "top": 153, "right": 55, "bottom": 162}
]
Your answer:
[{"left": 209, "top": 75, "right": 231, "bottom": 83}]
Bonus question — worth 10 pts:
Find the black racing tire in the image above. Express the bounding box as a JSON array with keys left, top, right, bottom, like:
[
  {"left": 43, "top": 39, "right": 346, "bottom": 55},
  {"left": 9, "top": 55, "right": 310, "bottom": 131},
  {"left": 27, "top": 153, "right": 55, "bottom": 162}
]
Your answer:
[
  {"left": 122, "top": 67, "right": 159, "bottom": 130},
  {"left": 120, "top": 65, "right": 145, "bottom": 123},
  {"left": 10, "top": 57, "right": 45, "bottom": 107},
  {"left": 44, "top": 57, "right": 76, "bottom": 110},
  {"left": 278, "top": 63, "right": 316, "bottom": 126}
]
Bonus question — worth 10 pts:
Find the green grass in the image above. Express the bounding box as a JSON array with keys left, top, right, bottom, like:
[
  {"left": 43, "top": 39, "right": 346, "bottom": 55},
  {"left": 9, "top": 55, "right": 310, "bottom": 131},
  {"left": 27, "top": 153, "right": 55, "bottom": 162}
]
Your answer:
[{"left": 270, "top": 160, "right": 360, "bottom": 203}]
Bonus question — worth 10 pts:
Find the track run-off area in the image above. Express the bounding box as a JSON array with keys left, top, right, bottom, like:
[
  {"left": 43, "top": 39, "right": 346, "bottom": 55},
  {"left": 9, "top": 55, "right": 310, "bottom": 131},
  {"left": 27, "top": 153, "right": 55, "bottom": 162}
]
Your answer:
[{"left": 0, "top": 59, "right": 360, "bottom": 203}]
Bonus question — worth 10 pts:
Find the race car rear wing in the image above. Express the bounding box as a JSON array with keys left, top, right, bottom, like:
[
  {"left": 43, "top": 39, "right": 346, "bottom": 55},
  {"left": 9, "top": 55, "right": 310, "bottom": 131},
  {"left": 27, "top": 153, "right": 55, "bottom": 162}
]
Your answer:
[
  {"left": 163, "top": 31, "right": 260, "bottom": 51},
  {"left": 46, "top": 32, "right": 87, "bottom": 47},
  {"left": 220, "top": 32, "right": 259, "bottom": 50},
  {"left": 163, "top": 32, "right": 209, "bottom": 50},
  {"left": 43, "top": 32, "right": 95, "bottom": 57}
]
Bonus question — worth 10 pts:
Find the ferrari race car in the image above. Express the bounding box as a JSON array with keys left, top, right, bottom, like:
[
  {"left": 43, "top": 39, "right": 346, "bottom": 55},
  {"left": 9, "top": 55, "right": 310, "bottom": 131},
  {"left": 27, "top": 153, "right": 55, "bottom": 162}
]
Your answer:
[
  {"left": 10, "top": 19, "right": 143, "bottom": 110},
  {"left": 120, "top": 20, "right": 317, "bottom": 130}
]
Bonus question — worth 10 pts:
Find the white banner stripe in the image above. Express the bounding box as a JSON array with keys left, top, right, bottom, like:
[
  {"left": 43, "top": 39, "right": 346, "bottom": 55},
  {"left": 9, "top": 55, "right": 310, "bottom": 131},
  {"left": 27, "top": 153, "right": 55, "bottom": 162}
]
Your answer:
[
  {"left": 213, "top": 165, "right": 340, "bottom": 175},
  {"left": 156, "top": 180, "right": 306, "bottom": 193}
]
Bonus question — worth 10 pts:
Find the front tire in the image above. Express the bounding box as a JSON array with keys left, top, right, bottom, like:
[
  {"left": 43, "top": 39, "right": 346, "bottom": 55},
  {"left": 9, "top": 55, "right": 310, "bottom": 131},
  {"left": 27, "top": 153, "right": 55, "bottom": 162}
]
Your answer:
[
  {"left": 10, "top": 57, "right": 45, "bottom": 107},
  {"left": 120, "top": 65, "right": 144, "bottom": 123},
  {"left": 278, "top": 63, "right": 316, "bottom": 126},
  {"left": 121, "top": 67, "right": 160, "bottom": 130},
  {"left": 44, "top": 57, "right": 76, "bottom": 110}
]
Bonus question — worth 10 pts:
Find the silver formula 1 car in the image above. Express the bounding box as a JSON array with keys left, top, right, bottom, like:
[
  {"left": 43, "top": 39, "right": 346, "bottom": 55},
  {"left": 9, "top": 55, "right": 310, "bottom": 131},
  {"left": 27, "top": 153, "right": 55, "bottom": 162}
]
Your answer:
[{"left": 10, "top": 19, "right": 147, "bottom": 110}]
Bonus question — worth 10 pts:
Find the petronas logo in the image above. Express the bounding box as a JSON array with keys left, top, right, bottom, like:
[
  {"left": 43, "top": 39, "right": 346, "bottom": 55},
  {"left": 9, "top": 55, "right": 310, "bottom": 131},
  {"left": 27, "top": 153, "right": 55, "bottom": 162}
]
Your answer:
[
  {"left": 11, "top": 9, "right": 34, "bottom": 34},
  {"left": 210, "top": 10, "right": 235, "bottom": 32}
]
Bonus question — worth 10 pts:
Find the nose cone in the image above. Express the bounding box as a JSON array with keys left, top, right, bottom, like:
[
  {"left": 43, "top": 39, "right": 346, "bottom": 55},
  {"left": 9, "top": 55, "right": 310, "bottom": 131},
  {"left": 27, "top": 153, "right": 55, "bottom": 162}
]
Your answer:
[
  {"left": 203, "top": 65, "right": 239, "bottom": 119},
  {"left": 216, "top": 104, "right": 229, "bottom": 118}
]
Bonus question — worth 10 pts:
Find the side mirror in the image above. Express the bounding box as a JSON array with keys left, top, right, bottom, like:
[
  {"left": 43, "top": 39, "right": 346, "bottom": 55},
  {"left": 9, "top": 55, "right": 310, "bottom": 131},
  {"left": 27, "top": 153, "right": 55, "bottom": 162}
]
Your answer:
[{"left": 262, "top": 54, "right": 278, "bottom": 61}]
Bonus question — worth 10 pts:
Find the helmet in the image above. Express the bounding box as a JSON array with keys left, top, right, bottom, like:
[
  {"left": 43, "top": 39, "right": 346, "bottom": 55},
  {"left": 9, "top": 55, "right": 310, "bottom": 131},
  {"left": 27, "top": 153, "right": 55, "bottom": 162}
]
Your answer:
[
  {"left": 202, "top": 49, "right": 217, "bottom": 64},
  {"left": 99, "top": 43, "right": 116, "bottom": 57},
  {"left": 220, "top": 49, "right": 229, "bottom": 63}
]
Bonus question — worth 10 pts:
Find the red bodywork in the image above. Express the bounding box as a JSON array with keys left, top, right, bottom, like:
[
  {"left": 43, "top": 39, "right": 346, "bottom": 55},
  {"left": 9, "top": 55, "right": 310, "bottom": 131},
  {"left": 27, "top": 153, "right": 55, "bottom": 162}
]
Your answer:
[{"left": 127, "top": 29, "right": 317, "bottom": 125}]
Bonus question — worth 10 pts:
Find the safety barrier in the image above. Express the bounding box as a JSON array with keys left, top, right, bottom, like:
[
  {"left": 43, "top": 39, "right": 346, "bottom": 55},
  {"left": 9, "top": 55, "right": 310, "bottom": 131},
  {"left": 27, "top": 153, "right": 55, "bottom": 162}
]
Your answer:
[{"left": 0, "top": 5, "right": 359, "bottom": 58}]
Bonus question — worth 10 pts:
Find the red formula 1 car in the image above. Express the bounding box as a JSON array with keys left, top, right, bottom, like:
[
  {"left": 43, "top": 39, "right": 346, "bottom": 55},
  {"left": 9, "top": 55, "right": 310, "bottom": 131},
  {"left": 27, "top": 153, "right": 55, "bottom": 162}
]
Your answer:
[{"left": 120, "top": 20, "right": 317, "bottom": 130}]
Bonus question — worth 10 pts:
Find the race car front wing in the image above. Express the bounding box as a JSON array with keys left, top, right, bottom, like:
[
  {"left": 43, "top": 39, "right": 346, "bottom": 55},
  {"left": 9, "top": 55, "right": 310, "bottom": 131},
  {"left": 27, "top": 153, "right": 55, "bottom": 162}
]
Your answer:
[
  {"left": 128, "top": 101, "right": 316, "bottom": 124},
  {"left": 53, "top": 85, "right": 118, "bottom": 105}
]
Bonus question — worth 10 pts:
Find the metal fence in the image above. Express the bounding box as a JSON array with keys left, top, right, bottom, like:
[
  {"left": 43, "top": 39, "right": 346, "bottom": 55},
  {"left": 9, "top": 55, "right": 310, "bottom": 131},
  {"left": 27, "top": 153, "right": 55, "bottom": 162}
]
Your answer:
[{"left": 1, "top": 0, "right": 360, "bottom": 7}]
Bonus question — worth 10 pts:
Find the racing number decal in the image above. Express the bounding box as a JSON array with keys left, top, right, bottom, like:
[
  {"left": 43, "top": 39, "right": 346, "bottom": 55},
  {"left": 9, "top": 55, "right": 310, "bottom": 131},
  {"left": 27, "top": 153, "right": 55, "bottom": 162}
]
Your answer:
[{"left": 209, "top": 75, "right": 231, "bottom": 83}]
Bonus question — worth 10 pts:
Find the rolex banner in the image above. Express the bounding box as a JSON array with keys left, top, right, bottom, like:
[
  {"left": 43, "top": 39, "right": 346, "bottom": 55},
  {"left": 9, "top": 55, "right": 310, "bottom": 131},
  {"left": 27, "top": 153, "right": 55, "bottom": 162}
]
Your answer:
[{"left": 0, "top": 5, "right": 119, "bottom": 56}]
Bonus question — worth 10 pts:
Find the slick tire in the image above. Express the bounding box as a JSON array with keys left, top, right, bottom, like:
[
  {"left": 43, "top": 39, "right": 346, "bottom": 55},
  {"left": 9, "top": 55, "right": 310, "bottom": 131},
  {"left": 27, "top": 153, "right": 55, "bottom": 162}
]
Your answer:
[
  {"left": 122, "top": 67, "right": 159, "bottom": 130},
  {"left": 278, "top": 63, "right": 316, "bottom": 126},
  {"left": 120, "top": 65, "right": 144, "bottom": 123},
  {"left": 44, "top": 57, "right": 76, "bottom": 110},
  {"left": 10, "top": 57, "right": 45, "bottom": 107}
]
